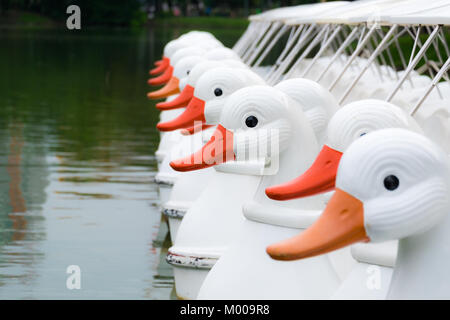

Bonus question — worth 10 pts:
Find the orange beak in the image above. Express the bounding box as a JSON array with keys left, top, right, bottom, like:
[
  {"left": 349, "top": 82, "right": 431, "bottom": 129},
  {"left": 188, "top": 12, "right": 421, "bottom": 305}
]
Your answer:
[
  {"left": 170, "top": 125, "right": 235, "bottom": 172},
  {"left": 147, "top": 77, "right": 180, "bottom": 100},
  {"left": 181, "top": 124, "right": 214, "bottom": 135},
  {"left": 148, "top": 65, "right": 173, "bottom": 86},
  {"left": 150, "top": 57, "right": 169, "bottom": 75},
  {"left": 266, "top": 188, "right": 369, "bottom": 261},
  {"left": 265, "top": 145, "right": 343, "bottom": 201},
  {"left": 156, "top": 84, "right": 195, "bottom": 110},
  {"left": 156, "top": 96, "right": 205, "bottom": 131}
]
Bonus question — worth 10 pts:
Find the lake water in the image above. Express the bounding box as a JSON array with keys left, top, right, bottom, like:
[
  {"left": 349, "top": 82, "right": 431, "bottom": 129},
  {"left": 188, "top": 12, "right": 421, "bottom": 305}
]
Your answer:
[{"left": 0, "top": 26, "right": 243, "bottom": 299}]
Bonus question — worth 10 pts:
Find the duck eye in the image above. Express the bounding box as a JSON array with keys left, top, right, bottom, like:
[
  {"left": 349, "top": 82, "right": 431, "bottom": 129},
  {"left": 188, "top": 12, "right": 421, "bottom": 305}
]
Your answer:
[
  {"left": 383, "top": 175, "right": 399, "bottom": 191},
  {"left": 214, "top": 88, "right": 223, "bottom": 97},
  {"left": 245, "top": 115, "right": 258, "bottom": 128},
  {"left": 360, "top": 132, "right": 366, "bottom": 137},
  {"left": 187, "top": 70, "right": 190, "bottom": 75}
]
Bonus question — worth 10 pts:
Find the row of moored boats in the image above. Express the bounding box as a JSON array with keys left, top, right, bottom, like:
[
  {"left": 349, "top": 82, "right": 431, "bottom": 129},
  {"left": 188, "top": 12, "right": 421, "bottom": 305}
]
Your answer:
[{"left": 148, "top": 0, "right": 450, "bottom": 299}]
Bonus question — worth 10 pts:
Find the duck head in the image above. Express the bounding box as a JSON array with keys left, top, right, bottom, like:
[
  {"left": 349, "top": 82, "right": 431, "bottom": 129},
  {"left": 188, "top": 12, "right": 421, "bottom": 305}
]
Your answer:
[
  {"left": 148, "top": 56, "right": 205, "bottom": 100},
  {"left": 267, "top": 128, "right": 450, "bottom": 261},
  {"left": 150, "top": 56, "right": 170, "bottom": 76},
  {"left": 156, "top": 59, "right": 247, "bottom": 110},
  {"left": 148, "top": 46, "right": 206, "bottom": 86},
  {"left": 156, "top": 67, "right": 265, "bottom": 132},
  {"left": 275, "top": 78, "right": 338, "bottom": 145},
  {"left": 150, "top": 39, "right": 186, "bottom": 75},
  {"left": 266, "top": 99, "right": 423, "bottom": 201},
  {"left": 150, "top": 33, "right": 221, "bottom": 75},
  {"left": 169, "top": 85, "right": 307, "bottom": 172}
]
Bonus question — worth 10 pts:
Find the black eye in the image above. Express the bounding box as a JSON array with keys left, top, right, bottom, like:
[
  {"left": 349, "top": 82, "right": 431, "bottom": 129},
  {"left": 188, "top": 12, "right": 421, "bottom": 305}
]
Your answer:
[
  {"left": 186, "top": 70, "right": 190, "bottom": 75},
  {"left": 214, "top": 88, "right": 223, "bottom": 96},
  {"left": 360, "top": 132, "right": 366, "bottom": 137},
  {"left": 383, "top": 175, "right": 399, "bottom": 191},
  {"left": 245, "top": 115, "right": 258, "bottom": 128}
]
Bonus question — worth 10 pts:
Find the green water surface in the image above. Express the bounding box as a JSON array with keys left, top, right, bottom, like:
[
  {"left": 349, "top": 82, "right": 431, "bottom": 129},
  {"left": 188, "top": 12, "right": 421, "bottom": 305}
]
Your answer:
[{"left": 0, "top": 25, "right": 244, "bottom": 299}]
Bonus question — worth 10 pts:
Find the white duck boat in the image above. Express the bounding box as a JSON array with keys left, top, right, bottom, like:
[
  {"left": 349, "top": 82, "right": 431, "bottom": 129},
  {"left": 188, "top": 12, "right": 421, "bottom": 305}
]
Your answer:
[
  {"left": 156, "top": 67, "right": 265, "bottom": 209},
  {"left": 163, "top": 78, "right": 338, "bottom": 244},
  {"left": 151, "top": 60, "right": 261, "bottom": 254},
  {"left": 268, "top": 128, "right": 450, "bottom": 299},
  {"left": 156, "top": 67, "right": 266, "bottom": 132},
  {"left": 156, "top": 14, "right": 414, "bottom": 300},
  {"left": 156, "top": 61, "right": 249, "bottom": 242},
  {"left": 151, "top": 55, "right": 210, "bottom": 204},
  {"left": 199, "top": 10, "right": 450, "bottom": 298},
  {"left": 150, "top": 46, "right": 224, "bottom": 169},
  {"left": 156, "top": 59, "right": 247, "bottom": 112},
  {"left": 151, "top": 0, "right": 425, "bottom": 169},
  {"left": 164, "top": 71, "right": 271, "bottom": 299},
  {"left": 152, "top": 49, "right": 241, "bottom": 130},
  {"left": 151, "top": 48, "right": 242, "bottom": 133},
  {"left": 151, "top": 54, "right": 247, "bottom": 202},
  {"left": 196, "top": 81, "right": 348, "bottom": 299},
  {"left": 265, "top": 99, "right": 424, "bottom": 299},
  {"left": 150, "top": 1, "right": 450, "bottom": 300},
  {"left": 154, "top": 66, "right": 264, "bottom": 202}
]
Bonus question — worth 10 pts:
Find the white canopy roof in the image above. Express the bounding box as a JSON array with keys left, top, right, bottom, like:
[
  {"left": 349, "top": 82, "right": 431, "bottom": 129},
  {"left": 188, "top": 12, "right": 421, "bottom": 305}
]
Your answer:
[
  {"left": 349, "top": 0, "right": 450, "bottom": 25},
  {"left": 249, "top": 4, "right": 314, "bottom": 22},
  {"left": 251, "top": 0, "right": 450, "bottom": 27},
  {"left": 249, "top": 1, "right": 349, "bottom": 22},
  {"left": 286, "top": 0, "right": 410, "bottom": 25},
  {"left": 384, "top": 2, "right": 450, "bottom": 25}
]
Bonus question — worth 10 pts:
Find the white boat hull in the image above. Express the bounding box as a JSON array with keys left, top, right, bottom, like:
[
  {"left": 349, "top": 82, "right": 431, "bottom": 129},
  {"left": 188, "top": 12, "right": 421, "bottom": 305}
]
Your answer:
[
  {"left": 198, "top": 218, "right": 341, "bottom": 299},
  {"left": 168, "top": 171, "right": 261, "bottom": 299}
]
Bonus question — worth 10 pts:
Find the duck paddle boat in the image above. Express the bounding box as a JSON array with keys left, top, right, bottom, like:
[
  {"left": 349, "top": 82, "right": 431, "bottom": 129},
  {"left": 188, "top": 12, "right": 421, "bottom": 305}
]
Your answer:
[
  {"left": 268, "top": 128, "right": 450, "bottom": 299},
  {"left": 151, "top": 48, "right": 245, "bottom": 170},
  {"left": 164, "top": 71, "right": 269, "bottom": 300},
  {"left": 157, "top": 61, "right": 249, "bottom": 242},
  {"left": 151, "top": 52, "right": 245, "bottom": 186},
  {"left": 265, "top": 99, "right": 429, "bottom": 299},
  {"left": 154, "top": 64, "right": 261, "bottom": 205},
  {"left": 196, "top": 80, "right": 348, "bottom": 299}
]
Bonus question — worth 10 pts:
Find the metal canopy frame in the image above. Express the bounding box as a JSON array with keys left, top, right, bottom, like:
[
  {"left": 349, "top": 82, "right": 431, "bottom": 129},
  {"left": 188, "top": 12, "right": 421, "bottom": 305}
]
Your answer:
[{"left": 233, "top": 1, "right": 450, "bottom": 121}]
